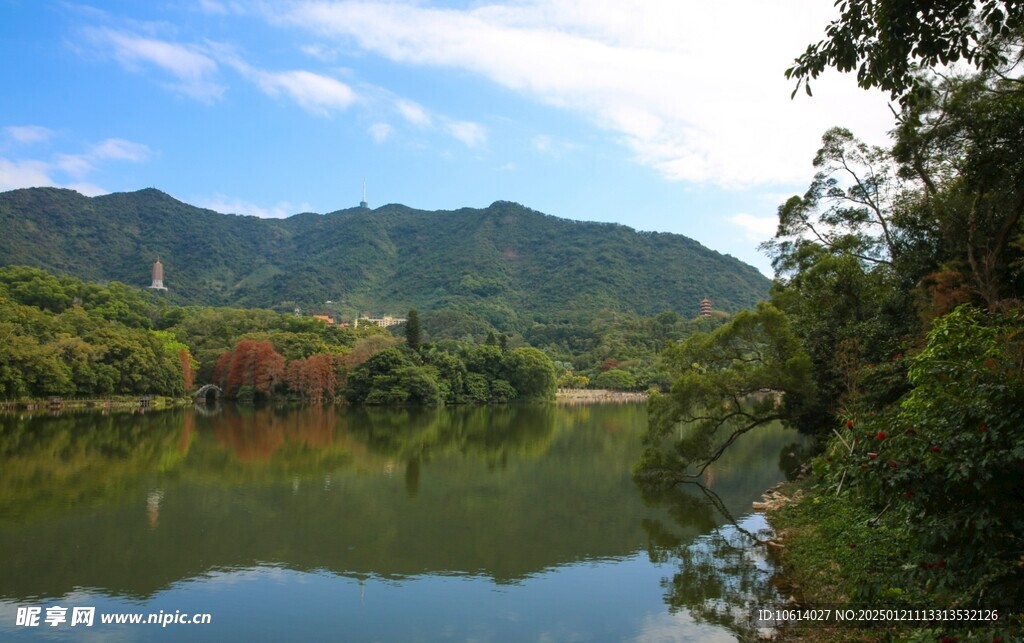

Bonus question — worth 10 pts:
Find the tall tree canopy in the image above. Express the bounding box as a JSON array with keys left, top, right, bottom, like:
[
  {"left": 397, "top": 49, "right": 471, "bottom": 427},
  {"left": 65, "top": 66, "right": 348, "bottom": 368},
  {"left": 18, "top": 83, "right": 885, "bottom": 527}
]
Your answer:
[
  {"left": 636, "top": 303, "right": 815, "bottom": 488},
  {"left": 787, "top": 0, "right": 1024, "bottom": 102}
]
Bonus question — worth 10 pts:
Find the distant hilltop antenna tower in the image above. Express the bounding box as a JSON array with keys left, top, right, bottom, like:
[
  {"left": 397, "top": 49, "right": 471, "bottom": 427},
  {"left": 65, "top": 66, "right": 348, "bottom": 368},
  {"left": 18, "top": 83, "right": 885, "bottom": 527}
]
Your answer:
[
  {"left": 150, "top": 257, "right": 168, "bottom": 291},
  {"left": 699, "top": 297, "right": 713, "bottom": 318},
  {"left": 359, "top": 181, "right": 369, "bottom": 209}
]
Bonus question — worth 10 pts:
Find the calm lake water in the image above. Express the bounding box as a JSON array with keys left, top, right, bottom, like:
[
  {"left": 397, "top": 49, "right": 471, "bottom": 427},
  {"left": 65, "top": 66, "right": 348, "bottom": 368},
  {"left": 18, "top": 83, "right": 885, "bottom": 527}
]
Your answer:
[{"left": 0, "top": 403, "right": 808, "bottom": 642}]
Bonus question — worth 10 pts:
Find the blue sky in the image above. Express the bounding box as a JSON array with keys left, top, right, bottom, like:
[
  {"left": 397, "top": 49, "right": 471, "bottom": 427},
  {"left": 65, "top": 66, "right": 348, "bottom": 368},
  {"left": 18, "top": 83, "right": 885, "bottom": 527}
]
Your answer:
[{"left": 0, "top": 0, "right": 895, "bottom": 275}]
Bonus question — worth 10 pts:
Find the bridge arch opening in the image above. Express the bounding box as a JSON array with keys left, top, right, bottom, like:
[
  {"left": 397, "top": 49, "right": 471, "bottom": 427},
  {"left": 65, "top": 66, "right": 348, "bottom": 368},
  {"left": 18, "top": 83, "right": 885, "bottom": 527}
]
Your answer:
[{"left": 195, "top": 384, "right": 223, "bottom": 405}]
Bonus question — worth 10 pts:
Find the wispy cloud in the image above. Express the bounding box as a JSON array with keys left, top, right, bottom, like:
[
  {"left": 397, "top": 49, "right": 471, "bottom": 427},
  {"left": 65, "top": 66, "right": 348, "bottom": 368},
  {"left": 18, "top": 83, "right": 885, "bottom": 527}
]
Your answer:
[
  {"left": 0, "top": 158, "right": 55, "bottom": 192},
  {"left": 395, "top": 99, "right": 432, "bottom": 127},
  {"left": 444, "top": 120, "right": 486, "bottom": 148},
  {"left": 4, "top": 125, "right": 55, "bottom": 145},
  {"left": 197, "top": 0, "right": 229, "bottom": 15},
  {"left": 86, "top": 27, "right": 226, "bottom": 102},
  {"left": 382, "top": 95, "right": 485, "bottom": 147},
  {"left": 195, "top": 194, "right": 311, "bottom": 218},
  {"left": 368, "top": 122, "right": 393, "bottom": 143},
  {"left": 85, "top": 23, "right": 360, "bottom": 116},
  {"left": 56, "top": 138, "right": 152, "bottom": 179},
  {"left": 532, "top": 134, "right": 577, "bottom": 156},
  {"left": 248, "top": 68, "right": 357, "bottom": 115},
  {"left": 91, "top": 138, "right": 150, "bottom": 162},
  {"left": 0, "top": 135, "right": 150, "bottom": 195},
  {"left": 727, "top": 212, "right": 778, "bottom": 242},
  {"left": 275, "top": 0, "right": 892, "bottom": 187}
]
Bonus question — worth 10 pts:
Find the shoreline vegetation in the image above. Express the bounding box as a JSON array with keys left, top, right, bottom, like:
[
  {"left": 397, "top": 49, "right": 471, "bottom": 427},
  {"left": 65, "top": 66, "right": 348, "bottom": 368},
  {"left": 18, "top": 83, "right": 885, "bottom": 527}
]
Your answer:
[
  {"left": 1, "top": 390, "right": 646, "bottom": 413},
  {"left": 0, "top": 266, "right": 725, "bottom": 408},
  {"left": 0, "top": 395, "right": 191, "bottom": 412},
  {"left": 756, "top": 480, "right": 1021, "bottom": 642}
]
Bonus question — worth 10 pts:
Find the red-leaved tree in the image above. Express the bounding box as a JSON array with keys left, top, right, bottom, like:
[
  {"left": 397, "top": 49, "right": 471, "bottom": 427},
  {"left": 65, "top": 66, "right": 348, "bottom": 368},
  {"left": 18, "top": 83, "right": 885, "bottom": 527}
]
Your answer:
[
  {"left": 179, "top": 349, "right": 195, "bottom": 392},
  {"left": 284, "top": 354, "right": 338, "bottom": 399},
  {"left": 214, "top": 340, "right": 285, "bottom": 399}
]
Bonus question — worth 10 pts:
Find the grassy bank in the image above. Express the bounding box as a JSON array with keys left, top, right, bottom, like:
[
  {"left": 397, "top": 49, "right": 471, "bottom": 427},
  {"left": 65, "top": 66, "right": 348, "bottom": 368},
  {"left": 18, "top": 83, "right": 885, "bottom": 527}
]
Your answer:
[{"left": 764, "top": 479, "right": 1018, "bottom": 642}]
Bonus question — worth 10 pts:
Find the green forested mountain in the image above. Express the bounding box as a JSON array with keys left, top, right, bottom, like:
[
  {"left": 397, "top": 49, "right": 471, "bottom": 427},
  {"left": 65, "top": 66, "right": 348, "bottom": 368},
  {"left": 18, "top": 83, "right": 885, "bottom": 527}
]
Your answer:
[{"left": 0, "top": 187, "right": 768, "bottom": 328}]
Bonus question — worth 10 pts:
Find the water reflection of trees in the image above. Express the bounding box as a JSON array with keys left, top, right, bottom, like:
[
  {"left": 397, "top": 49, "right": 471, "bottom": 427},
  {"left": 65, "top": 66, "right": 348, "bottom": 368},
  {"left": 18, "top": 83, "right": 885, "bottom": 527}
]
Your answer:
[
  {"left": 0, "top": 404, "right": 642, "bottom": 599},
  {"left": 0, "top": 409, "right": 184, "bottom": 522},
  {"left": 0, "top": 404, "right": 561, "bottom": 520},
  {"left": 637, "top": 432, "right": 810, "bottom": 640},
  {"left": 349, "top": 405, "right": 556, "bottom": 456}
]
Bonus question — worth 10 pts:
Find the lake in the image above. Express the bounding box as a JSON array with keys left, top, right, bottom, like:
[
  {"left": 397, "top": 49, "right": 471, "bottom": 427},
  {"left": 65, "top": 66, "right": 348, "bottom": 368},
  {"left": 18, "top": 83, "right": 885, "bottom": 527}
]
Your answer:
[{"left": 0, "top": 403, "right": 807, "bottom": 641}]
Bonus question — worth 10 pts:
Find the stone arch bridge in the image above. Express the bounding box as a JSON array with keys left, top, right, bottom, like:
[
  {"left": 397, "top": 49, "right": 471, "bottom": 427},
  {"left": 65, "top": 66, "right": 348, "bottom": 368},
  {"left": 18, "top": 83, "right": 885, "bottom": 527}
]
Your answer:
[{"left": 194, "top": 384, "right": 223, "bottom": 403}]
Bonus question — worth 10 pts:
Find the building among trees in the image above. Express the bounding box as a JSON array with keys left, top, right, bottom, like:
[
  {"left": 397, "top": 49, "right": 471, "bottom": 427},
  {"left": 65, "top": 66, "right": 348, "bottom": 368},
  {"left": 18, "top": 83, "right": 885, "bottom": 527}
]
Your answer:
[
  {"left": 699, "top": 297, "right": 713, "bottom": 318},
  {"left": 356, "top": 315, "right": 406, "bottom": 328},
  {"left": 150, "top": 258, "right": 167, "bottom": 291}
]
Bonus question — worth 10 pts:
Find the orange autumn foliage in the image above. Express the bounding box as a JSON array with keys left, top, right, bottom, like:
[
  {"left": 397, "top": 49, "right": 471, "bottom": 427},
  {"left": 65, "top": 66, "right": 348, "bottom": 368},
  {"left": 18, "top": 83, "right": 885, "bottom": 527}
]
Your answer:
[
  {"left": 214, "top": 339, "right": 285, "bottom": 399},
  {"left": 284, "top": 354, "right": 339, "bottom": 399}
]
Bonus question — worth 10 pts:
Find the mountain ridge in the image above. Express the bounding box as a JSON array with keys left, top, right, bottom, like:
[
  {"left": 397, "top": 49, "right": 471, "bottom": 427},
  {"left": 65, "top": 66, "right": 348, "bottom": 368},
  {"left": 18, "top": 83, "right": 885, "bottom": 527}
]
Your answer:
[{"left": 0, "top": 187, "right": 770, "bottom": 328}]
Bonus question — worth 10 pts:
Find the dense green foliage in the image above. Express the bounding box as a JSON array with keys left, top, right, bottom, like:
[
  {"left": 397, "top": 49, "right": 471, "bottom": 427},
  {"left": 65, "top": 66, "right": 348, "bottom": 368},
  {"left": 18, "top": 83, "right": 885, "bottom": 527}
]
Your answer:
[
  {"left": 0, "top": 266, "right": 190, "bottom": 398},
  {"left": 787, "top": 0, "right": 1024, "bottom": 102},
  {"left": 0, "top": 266, "right": 558, "bottom": 404},
  {"left": 816, "top": 307, "right": 1024, "bottom": 607},
  {"left": 636, "top": 303, "right": 815, "bottom": 485},
  {"left": 526, "top": 310, "right": 730, "bottom": 392},
  {"left": 642, "top": 10, "right": 1024, "bottom": 616},
  {"left": 757, "top": 6, "right": 1024, "bottom": 621},
  {"left": 0, "top": 189, "right": 769, "bottom": 328}
]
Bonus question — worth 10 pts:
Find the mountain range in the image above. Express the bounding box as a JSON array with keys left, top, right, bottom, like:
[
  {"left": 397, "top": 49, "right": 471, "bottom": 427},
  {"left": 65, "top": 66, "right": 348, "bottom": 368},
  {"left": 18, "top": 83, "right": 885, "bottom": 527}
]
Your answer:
[{"left": 0, "top": 187, "right": 769, "bottom": 328}]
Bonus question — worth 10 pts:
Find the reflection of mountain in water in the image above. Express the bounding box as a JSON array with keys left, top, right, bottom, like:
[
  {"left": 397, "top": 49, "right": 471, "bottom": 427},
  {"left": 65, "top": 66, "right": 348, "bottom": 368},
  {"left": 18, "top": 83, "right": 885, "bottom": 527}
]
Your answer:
[{"left": 0, "top": 404, "right": 803, "bottom": 601}]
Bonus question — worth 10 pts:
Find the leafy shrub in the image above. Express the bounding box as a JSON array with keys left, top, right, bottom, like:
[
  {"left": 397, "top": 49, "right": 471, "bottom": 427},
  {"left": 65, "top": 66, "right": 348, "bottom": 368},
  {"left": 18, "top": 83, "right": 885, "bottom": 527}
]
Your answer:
[{"left": 818, "top": 305, "right": 1024, "bottom": 606}]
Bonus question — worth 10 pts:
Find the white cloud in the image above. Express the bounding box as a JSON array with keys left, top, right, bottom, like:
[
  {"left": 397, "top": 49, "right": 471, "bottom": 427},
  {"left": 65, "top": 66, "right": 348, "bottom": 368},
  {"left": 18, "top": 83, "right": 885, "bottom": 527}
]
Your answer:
[
  {"left": 727, "top": 212, "right": 778, "bottom": 242},
  {"left": 445, "top": 120, "right": 487, "bottom": 148},
  {"left": 54, "top": 153, "right": 95, "bottom": 178},
  {"left": 64, "top": 181, "right": 108, "bottom": 197},
  {"left": 368, "top": 122, "right": 393, "bottom": 143},
  {"left": 0, "top": 157, "right": 105, "bottom": 196},
  {"left": 196, "top": 194, "right": 311, "bottom": 218},
  {"left": 222, "top": 52, "right": 357, "bottom": 115},
  {"left": 0, "top": 158, "right": 55, "bottom": 192},
  {"left": 532, "top": 134, "right": 577, "bottom": 156},
  {"left": 197, "top": 0, "right": 229, "bottom": 15},
  {"left": 91, "top": 138, "right": 151, "bottom": 162},
  {"left": 395, "top": 99, "right": 432, "bottom": 127},
  {"left": 391, "top": 97, "right": 488, "bottom": 148},
  {"left": 53, "top": 138, "right": 151, "bottom": 180},
  {"left": 88, "top": 27, "right": 225, "bottom": 102},
  {"left": 0, "top": 135, "right": 150, "bottom": 195},
  {"left": 4, "top": 125, "right": 54, "bottom": 145},
  {"left": 300, "top": 43, "right": 338, "bottom": 62},
  {"left": 251, "top": 68, "right": 357, "bottom": 115},
  {"left": 276, "top": 0, "right": 893, "bottom": 187}
]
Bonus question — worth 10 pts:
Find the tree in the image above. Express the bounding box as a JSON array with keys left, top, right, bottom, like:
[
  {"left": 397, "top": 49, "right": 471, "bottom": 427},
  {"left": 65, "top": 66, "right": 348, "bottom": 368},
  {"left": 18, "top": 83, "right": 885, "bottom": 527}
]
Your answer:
[
  {"left": 593, "top": 369, "right": 637, "bottom": 391},
  {"left": 405, "top": 308, "right": 422, "bottom": 352},
  {"left": 215, "top": 340, "right": 285, "bottom": 400},
  {"left": 284, "top": 354, "right": 338, "bottom": 399},
  {"left": 787, "top": 0, "right": 1024, "bottom": 102},
  {"left": 503, "top": 347, "right": 557, "bottom": 400},
  {"left": 892, "top": 73, "right": 1024, "bottom": 308},
  {"left": 345, "top": 347, "right": 413, "bottom": 404},
  {"left": 763, "top": 127, "right": 902, "bottom": 273},
  {"left": 818, "top": 306, "right": 1024, "bottom": 606},
  {"left": 636, "top": 303, "right": 815, "bottom": 488}
]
